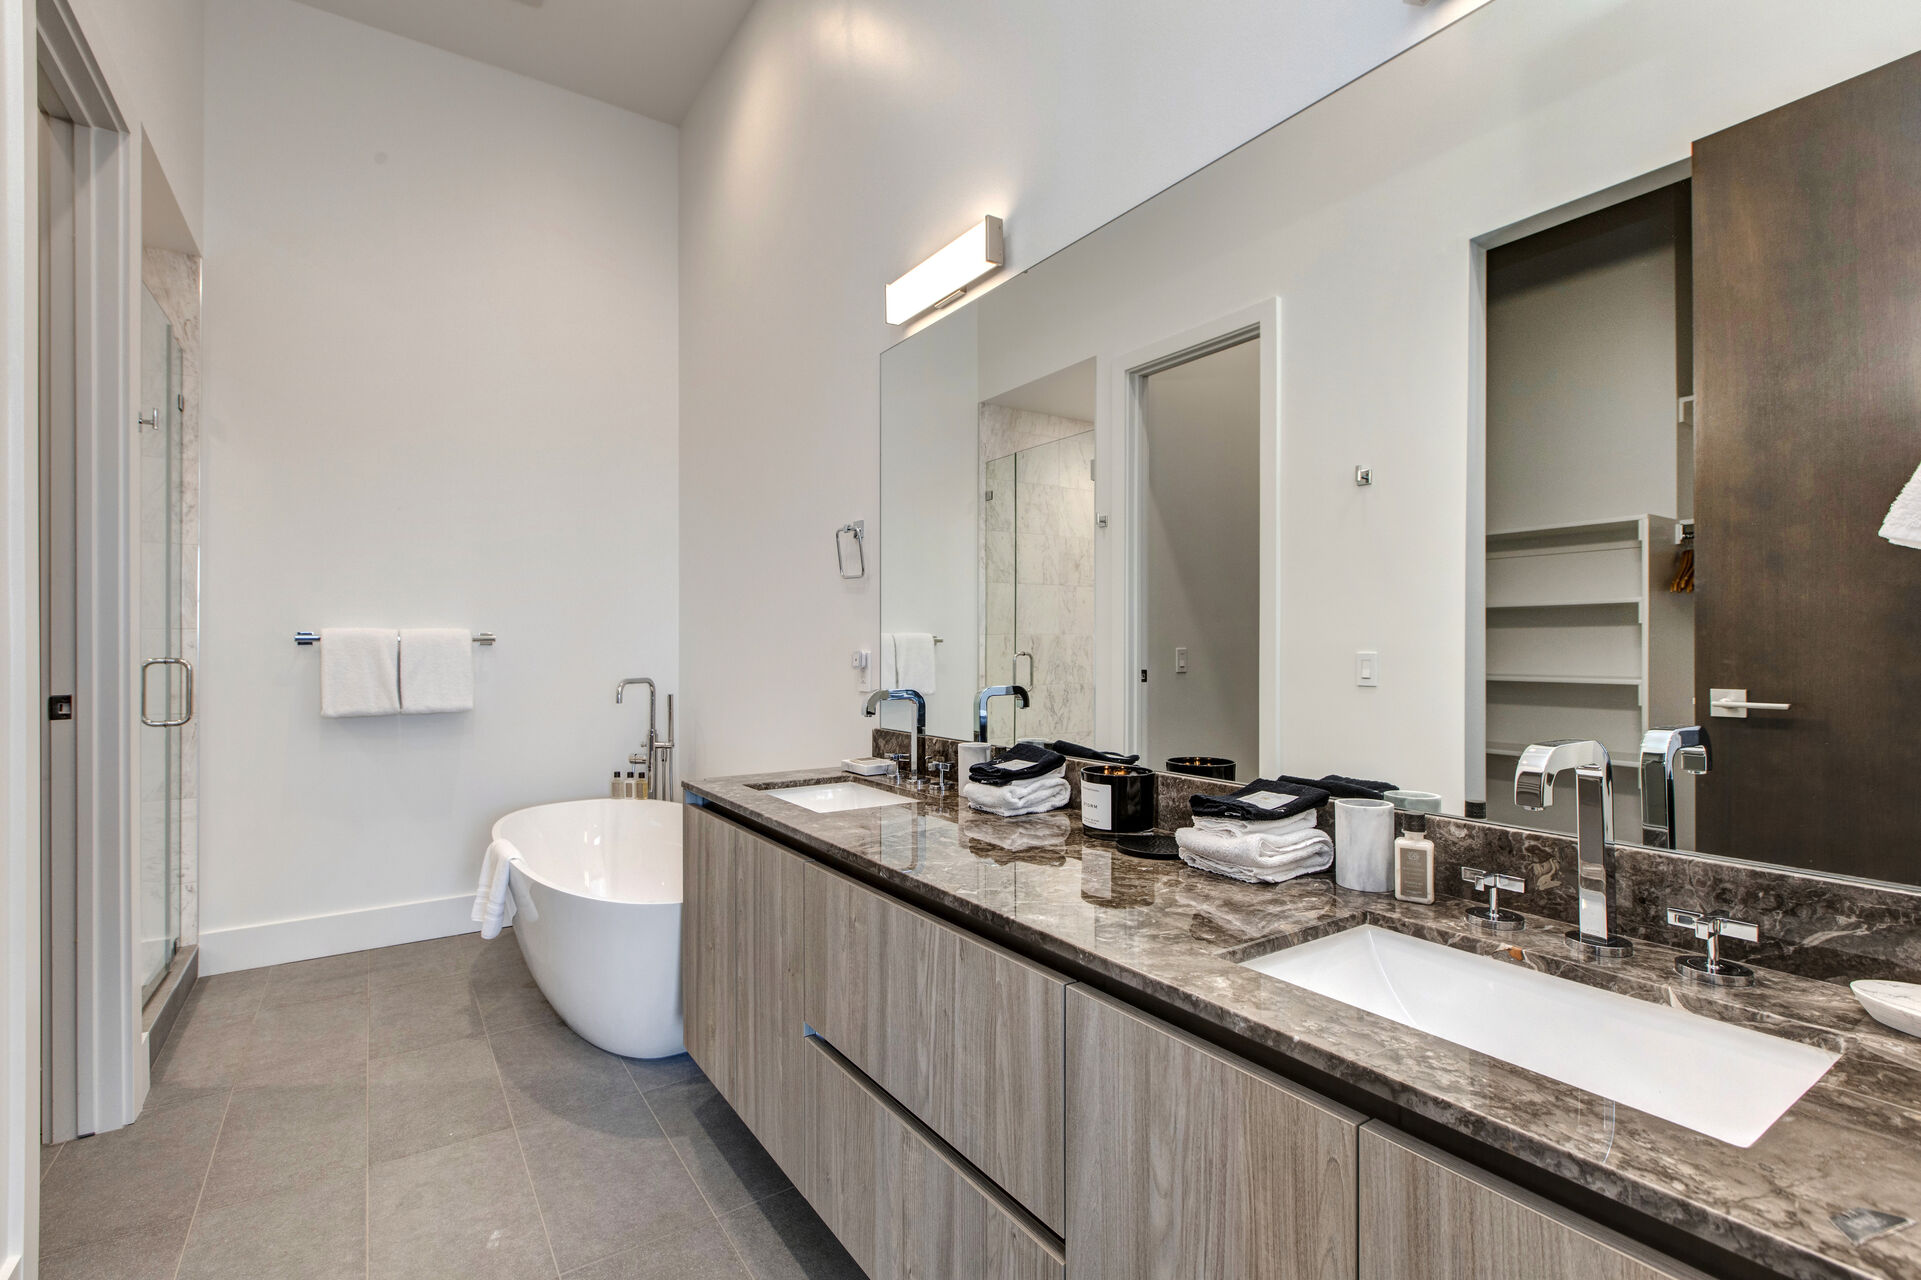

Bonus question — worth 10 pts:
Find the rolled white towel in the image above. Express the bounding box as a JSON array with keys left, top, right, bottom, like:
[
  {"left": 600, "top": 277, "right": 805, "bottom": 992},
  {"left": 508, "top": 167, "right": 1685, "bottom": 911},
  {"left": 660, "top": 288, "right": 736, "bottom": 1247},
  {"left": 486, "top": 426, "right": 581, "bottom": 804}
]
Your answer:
[
  {"left": 1191, "top": 810, "right": 1319, "bottom": 840},
  {"left": 963, "top": 778, "right": 1072, "bottom": 817},
  {"left": 472, "top": 838, "right": 521, "bottom": 939},
  {"left": 1175, "top": 825, "right": 1333, "bottom": 884}
]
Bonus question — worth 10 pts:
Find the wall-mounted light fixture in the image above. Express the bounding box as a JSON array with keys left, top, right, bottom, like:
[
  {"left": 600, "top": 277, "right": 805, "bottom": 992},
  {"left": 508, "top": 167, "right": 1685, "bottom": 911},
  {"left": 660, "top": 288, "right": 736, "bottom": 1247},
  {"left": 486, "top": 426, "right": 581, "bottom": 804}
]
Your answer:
[{"left": 886, "top": 215, "right": 1004, "bottom": 325}]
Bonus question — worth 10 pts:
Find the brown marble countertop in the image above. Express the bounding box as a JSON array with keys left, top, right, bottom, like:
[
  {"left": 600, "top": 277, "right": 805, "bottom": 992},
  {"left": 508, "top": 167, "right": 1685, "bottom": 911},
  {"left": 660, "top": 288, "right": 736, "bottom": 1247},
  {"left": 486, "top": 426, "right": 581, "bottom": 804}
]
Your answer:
[{"left": 685, "top": 768, "right": 1921, "bottom": 1280}]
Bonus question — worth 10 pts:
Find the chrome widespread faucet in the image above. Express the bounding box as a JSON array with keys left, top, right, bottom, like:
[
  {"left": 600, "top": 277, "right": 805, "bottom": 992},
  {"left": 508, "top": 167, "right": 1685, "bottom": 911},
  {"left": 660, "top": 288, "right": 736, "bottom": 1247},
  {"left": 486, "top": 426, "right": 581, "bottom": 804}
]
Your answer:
[
  {"left": 1638, "top": 726, "right": 1710, "bottom": 849},
  {"left": 1514, "top": 739, "right": 1630, "bottom": 959},
  {"left": 863, "top": 688, "right": 926, "bottom": 779},
  {"left": 974, "top": 684, "right": 1029, "bottom": 743},
  {"left": 615, "top": 678, "right": 677, "bottom": 801}
]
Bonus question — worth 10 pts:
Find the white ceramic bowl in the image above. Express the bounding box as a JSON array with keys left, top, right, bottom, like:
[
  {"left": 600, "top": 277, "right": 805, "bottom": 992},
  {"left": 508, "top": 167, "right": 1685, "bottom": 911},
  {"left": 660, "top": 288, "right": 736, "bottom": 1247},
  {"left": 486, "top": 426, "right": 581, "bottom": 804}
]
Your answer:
[{"left": 1851, "top": 980, "right": 1921, "bottom": 1038}]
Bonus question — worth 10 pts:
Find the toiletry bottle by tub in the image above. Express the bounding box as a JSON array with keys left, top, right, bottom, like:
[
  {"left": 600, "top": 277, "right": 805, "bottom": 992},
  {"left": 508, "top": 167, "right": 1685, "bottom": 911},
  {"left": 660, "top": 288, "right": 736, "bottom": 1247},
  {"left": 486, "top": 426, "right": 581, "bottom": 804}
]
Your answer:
[{"left": 1394, "top": 813, "right": 1435, "bottom": 904}]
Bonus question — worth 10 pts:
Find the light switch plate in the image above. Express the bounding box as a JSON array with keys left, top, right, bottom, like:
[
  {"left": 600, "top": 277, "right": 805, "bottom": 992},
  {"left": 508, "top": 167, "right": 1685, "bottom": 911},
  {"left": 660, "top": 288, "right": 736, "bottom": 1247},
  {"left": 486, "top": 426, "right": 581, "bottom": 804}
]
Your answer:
[
  {"left": 1174, "top": 646, "right": 1189, "bottom": 674},
  {"left": 854, "top": 648, "right": 873, "bottom": 693},
  {"left": 1356, "top": 651, "right": 1380, "bottom": 687}
]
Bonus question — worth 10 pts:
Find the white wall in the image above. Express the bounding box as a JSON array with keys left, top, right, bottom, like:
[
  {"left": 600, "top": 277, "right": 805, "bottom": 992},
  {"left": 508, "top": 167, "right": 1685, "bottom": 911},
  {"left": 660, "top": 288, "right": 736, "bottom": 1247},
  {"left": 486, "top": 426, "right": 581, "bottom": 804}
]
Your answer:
[
  {"left": 877, "top": 304, "right": 976, "bottom": 737},
  {"left": 677, "top": 0, "right": 1494, "bottom": 779},
  {"left": 197, "top": 0, "right": 679, "bottom": 971},
  {"left": 69, "top": 0, "right": 204, "bottom": 245}
]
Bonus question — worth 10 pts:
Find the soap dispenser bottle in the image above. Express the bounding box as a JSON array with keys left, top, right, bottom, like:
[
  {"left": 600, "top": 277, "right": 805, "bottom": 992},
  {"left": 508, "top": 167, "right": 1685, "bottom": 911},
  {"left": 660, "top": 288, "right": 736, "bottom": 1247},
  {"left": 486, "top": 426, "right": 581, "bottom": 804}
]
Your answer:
[{"left": 1394, "top": 813, "right": 1436, "bottom": 904}]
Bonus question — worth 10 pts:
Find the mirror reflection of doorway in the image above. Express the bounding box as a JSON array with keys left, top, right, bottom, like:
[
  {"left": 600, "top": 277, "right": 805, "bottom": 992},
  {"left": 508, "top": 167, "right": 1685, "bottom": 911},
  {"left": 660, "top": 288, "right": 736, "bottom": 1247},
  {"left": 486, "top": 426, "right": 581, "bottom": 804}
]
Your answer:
[{"left": 1137, "top": 338, "right": 1261, "bottom": 775}]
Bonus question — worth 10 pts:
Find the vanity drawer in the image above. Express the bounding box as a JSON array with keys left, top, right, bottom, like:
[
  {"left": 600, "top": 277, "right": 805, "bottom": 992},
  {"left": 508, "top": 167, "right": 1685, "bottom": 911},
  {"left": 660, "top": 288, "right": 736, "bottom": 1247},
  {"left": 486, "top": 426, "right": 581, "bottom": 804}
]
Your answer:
[
  {"left": 1359, "top": 1126, "right": 1709, "bottom": 1280},
  {"left": 1066, "top": 986, "right": 1360, "bottom": 1279},
  {"left": 809, "top": 1036, "right": 1065, "bottom": 1280},
  {"left": 802, "top": 862, "right": 1067, "bottom": 1233}
]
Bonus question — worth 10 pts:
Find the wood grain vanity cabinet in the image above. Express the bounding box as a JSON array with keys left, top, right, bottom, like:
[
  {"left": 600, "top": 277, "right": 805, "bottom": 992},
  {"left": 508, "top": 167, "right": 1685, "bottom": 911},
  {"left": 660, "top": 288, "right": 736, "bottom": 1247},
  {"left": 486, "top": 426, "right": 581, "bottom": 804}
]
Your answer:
[
  {"left": 1065, "top": 986, "right": 1361, "bottom": 1280},
  {"left": 1359, "top": 1126, "right": 1707, "bottom": 1280},
  {"left": 681, "top": 806, "right": 814, "bottom": 1187},
  {"left": 802, "top": 861, "right": 1068, "bottom": 1234},
  {"left": 810, "top": 1037, "right": 1066, "bottom": 1280}
]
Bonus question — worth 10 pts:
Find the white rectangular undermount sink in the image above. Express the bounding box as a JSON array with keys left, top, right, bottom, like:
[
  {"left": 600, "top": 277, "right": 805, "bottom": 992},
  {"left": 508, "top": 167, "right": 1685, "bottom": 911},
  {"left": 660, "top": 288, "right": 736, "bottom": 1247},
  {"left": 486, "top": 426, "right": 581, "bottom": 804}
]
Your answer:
[
  {"left": 765, "top": 781, "right": 916, "bottom": 814},
  {"left": 1241, "top": 925, "right": 1837, "bottom": 1147}
]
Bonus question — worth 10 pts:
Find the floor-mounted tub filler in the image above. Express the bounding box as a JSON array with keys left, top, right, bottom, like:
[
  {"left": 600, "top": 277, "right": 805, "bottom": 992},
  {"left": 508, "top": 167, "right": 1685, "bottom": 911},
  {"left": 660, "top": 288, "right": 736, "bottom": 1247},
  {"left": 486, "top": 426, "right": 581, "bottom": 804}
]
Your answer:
[{"left": 491, "top": 797, "right": 685, "bottom": 1058}]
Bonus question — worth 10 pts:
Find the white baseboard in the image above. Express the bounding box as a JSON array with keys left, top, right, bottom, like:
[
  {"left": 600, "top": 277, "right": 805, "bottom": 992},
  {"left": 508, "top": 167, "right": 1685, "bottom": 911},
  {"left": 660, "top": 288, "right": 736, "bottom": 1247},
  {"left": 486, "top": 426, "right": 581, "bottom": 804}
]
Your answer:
[{"left": 199, "top": 893, "right": 478, "bottom": 975}]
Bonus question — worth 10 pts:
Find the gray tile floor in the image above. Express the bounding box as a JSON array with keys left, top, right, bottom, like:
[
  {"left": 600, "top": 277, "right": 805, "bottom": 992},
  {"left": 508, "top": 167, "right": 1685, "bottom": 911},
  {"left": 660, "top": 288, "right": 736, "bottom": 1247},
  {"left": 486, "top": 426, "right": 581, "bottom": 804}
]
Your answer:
[{"left": 38, "top": 929, "right": 865, "bottom": 1280}]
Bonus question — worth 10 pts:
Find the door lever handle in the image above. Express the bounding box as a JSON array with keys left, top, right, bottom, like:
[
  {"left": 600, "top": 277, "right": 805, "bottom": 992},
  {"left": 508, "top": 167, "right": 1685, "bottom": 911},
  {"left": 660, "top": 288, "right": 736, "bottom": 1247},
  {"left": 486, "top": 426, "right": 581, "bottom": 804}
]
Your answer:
[{"left": 1709, "top": 688, "right": 1790, "bottom": 719}]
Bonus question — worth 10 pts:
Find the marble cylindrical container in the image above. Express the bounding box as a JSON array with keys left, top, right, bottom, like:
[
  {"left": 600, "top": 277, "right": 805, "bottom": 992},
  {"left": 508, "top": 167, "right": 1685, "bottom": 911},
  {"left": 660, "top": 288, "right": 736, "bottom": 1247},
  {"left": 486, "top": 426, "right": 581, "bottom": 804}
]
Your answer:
[{"left": 1334, "top": 797, "right": 1396, "bottom": 893}]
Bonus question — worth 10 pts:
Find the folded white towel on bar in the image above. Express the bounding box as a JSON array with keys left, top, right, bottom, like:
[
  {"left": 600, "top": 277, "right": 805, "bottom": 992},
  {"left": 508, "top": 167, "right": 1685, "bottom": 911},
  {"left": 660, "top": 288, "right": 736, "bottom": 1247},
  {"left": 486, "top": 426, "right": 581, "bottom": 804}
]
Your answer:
[
  {"left": 963, "top": 771, "right": 1071, "bottom": 817},
  {"left": 1175, "top": 824, "right": 1333, "bottom": 884},
  {"left": 890, "top": 632, "right": 937, "bottom": 695},
  {"left": 1880, "top": 461, "right": 1921, "bottom": 550},
  {"left": 472, "top": 838, "right": 521, "bottom": 939},
  {"left": 400, "top": 628, "right": 474, "bottom": 714},
  {"left": 319, "top": 628, "right": 400, "bottom": 718}
]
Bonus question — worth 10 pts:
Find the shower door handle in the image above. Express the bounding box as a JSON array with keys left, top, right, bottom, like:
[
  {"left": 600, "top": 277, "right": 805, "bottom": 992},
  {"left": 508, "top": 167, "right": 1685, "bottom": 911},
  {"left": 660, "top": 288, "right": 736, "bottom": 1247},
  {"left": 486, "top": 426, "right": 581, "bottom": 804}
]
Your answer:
[
  {"left": 141, "top": 657, "right": 194, "bottom": 728},
  {"left": 1013, "top": 650, "right": 1034, "bottom": 688}
]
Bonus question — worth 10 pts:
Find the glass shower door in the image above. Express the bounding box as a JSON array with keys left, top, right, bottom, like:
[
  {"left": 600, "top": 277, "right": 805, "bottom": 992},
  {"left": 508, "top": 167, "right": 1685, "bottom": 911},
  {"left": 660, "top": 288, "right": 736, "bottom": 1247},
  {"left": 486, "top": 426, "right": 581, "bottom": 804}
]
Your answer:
[
  {"left": 137, "top": 287, "right": 188, "bottom": 1002},
  {"left": 979, "top": 432, "right": 1096, "bottom": 743}
]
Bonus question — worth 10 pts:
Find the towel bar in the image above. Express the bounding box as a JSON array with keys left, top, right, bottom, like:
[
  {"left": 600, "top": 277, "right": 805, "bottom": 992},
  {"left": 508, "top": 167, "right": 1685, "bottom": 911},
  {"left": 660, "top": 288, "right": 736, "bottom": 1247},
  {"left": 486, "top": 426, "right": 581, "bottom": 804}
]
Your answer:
[{"left": 295, "top": 631, "right": 496, "bottom": 646}]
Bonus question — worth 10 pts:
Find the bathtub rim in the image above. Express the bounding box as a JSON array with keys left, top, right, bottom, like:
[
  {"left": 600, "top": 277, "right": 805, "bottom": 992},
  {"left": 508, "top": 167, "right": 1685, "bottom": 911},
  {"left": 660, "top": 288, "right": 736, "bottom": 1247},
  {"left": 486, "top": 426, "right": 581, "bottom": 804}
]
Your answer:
[{"left": 490, "top": 796, "right": 684, "bottom": 907}]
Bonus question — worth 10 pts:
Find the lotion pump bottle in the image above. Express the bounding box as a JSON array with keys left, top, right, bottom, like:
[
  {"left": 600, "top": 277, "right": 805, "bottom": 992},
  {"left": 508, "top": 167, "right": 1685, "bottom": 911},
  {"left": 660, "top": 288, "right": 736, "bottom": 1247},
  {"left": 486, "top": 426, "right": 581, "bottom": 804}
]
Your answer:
[{"left": 1394, "top": 812, "right": 1436, "bottom": 904}]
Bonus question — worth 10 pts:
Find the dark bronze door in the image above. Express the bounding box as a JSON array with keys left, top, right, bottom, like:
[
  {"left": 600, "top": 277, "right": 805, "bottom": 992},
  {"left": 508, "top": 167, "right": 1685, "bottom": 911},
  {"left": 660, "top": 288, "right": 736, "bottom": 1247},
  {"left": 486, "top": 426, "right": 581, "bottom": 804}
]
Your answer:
[{"left": 1692, "top": 52, "right": 1921, "bottom": 880}]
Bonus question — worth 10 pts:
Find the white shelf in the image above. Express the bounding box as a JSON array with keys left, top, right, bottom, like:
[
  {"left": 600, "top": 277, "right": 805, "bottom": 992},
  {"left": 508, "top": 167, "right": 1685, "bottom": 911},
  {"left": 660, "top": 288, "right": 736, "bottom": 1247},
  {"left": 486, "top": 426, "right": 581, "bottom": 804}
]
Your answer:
[{"left": 1486, "top": 673, "right": 1643, "bottom": 688}]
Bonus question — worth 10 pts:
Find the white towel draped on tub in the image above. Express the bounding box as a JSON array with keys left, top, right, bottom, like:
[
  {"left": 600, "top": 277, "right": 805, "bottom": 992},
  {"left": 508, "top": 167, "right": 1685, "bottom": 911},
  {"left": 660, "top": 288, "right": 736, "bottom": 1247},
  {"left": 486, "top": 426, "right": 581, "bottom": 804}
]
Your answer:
[
  {"left": 400, "top": 628, "right": 474, "bottom": 714},
  {"left": 319, "top": 628, "right": 400, "bottom": 718},
  {"left": 472, "top": 838, "right": 521, "bottom": 939}
]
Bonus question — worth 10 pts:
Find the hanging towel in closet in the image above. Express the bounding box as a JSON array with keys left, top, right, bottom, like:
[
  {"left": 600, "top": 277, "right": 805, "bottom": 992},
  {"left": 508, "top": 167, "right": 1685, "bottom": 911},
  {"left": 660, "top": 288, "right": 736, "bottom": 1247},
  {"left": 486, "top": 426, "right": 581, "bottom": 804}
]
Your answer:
[
  {"left": 1881, "top": 461, "right": 1921, "bottom": 550},
  {"left": 319, "top": 628, "right": 400, "bottom": 718}
]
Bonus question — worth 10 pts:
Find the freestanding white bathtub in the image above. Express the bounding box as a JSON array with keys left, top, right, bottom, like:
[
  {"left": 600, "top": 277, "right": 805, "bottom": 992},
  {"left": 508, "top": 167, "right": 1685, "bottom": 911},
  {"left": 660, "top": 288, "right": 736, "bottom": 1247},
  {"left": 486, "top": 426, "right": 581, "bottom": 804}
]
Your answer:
[{"left": 490, "top": 797, "right": 685, "bottom": 1059}]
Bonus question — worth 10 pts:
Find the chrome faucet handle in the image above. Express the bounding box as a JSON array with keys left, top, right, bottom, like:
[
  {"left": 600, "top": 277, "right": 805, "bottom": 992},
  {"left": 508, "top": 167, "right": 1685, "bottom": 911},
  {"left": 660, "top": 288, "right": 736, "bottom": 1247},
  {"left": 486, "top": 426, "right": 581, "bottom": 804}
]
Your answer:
[
  {"left": 931, "top": 761, "right": 953, "bottom": 795},
  {"left": 1666, "top": 909, "right": 1759, "bottom": 987},
  {"left": 1462, "top": 867, "right": 1526, "bottom": 932},
  {"left": 884, "top": 753, "right": 908, "bottom": 785}
]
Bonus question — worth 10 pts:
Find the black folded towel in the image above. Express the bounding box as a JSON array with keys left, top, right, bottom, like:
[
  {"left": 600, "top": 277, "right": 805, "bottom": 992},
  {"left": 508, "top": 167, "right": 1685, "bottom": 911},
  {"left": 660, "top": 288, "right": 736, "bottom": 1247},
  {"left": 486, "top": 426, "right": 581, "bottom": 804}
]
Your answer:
[
  {"left": 1277, "top": 773, "right": 1396, "bottom": 800},
  {"left": 1046, "top": 740, "right": 1140, "bottom": 766},
  {"left": 1190, "top": 777, "right": 1332, "bottom": 821},
  {"left": 968, "top": 741, "right": 1067, "bottom": 786}
]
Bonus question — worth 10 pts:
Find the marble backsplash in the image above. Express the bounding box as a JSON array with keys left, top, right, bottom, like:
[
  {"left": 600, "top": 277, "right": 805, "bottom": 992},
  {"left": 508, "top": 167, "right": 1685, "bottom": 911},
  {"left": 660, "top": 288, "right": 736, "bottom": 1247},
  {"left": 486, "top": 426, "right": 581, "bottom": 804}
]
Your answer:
[{"left": 873, "top": 728, "right": 1921, "bottom": 986}]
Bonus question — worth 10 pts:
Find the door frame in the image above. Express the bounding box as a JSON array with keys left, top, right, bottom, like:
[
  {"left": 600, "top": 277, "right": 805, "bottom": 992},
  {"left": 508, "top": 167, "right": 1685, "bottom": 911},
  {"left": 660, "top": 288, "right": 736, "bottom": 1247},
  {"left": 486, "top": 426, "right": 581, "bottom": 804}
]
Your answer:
[
  {"left": 34, "top": 0, "right": 137, "bottom": 1143},
  {"left": 1099, "top": 298, "right": 1281, "bottom": 774}
]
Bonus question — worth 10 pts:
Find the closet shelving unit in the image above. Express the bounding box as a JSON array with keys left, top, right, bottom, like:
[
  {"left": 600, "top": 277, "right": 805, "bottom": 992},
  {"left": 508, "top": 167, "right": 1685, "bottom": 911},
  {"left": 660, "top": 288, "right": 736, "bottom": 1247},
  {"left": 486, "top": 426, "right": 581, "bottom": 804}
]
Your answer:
[{"left": 1484, "top": 513, "right": 1691, "bottom": 769}]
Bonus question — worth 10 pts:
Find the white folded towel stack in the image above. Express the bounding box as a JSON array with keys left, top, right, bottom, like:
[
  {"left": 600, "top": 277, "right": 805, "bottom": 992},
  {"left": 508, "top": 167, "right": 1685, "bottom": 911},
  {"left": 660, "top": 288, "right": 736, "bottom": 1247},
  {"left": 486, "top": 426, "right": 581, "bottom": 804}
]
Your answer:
[
  {"left": 319, "top": 628, "right": 400, "bottom": 718},
  {"left": 1880, "top": 461, "right": 1921, "bottom": 550},
  {"left": 963, "top": 764, "right": 1071, "bottom": 817},
  {"left": 1175, "top": 813, "right": 1333, "bottom": 884},
  {"left": 400, "top": 628, "right": 475, "bottom": 714},
  {"left": 471, "top": 838, "right": 521, "bottom": 939}
]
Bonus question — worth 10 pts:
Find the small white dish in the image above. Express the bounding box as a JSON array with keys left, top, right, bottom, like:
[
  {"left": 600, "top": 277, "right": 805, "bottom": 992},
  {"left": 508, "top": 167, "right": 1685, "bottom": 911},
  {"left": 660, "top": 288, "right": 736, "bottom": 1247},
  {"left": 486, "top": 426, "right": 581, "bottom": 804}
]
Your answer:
[{"left": 1851, "top": 980, "right": 1921, "bottom": 1038}]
